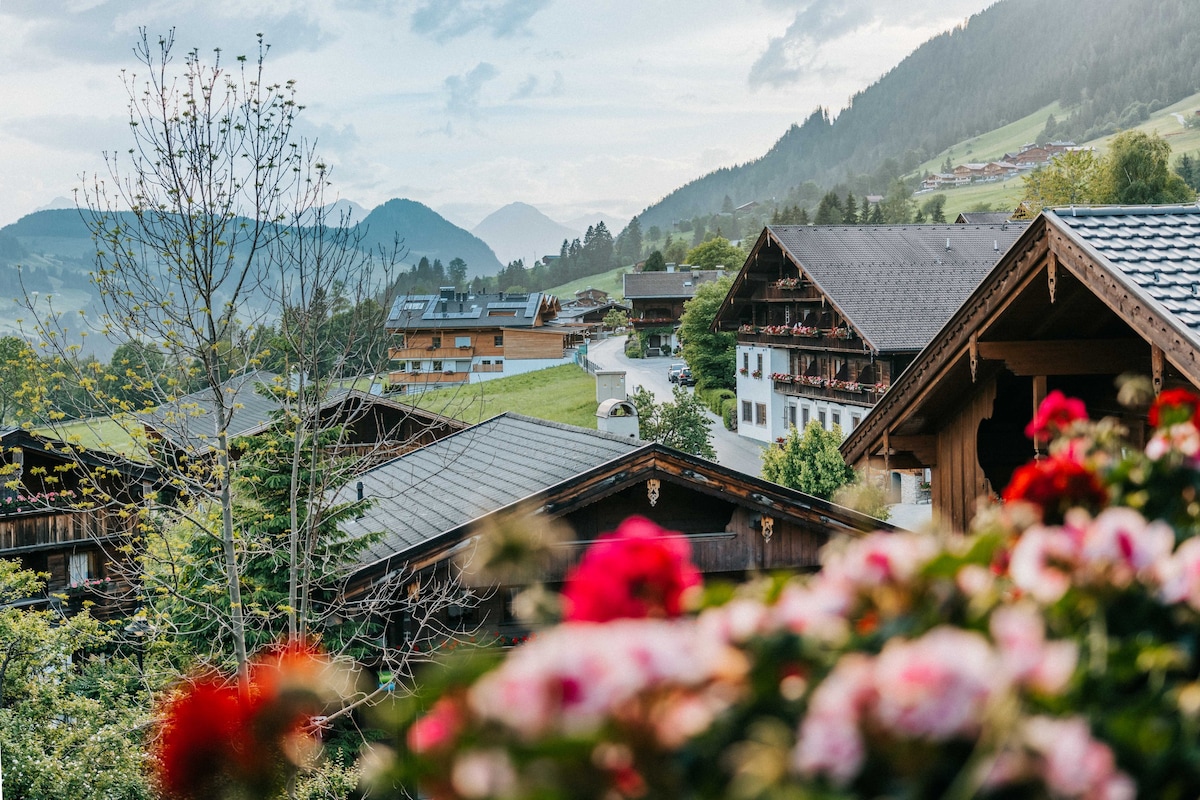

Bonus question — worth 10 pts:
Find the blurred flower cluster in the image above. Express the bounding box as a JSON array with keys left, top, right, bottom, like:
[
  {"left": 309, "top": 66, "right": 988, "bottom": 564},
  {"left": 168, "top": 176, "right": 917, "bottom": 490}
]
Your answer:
[{"left": 365, "top": 386, "right": 1200, "bottom": 799}]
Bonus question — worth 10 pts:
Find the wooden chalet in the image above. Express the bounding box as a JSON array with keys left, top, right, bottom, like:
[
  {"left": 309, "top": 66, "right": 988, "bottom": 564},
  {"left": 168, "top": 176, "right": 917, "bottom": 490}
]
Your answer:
[
  {"left": 712, "top": 223, "right": 1027, "bottom": 448},
  {"left": 0, "top": 427, "right": 155, "bottom": 617},
  {"left": 623, "top": 269, "right": 727, "bottom": 354},
  {"left": 332, "top": 413, "right": 891, "bottom": 649},
  {"left": 386, "top": 288, "right": 568, "bottom": 392},
  {"left": 842, "top": 205, "right": 1200, "bottom": 531},
  {"left": 142, "top": 371, "right": 466, "bottom": 470}
]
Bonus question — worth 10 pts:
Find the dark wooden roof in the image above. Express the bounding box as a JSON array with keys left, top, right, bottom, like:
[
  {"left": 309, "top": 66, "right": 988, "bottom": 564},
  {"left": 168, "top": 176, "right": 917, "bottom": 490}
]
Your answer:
[
  {"left": 334, "top": 412, "right": 894, "bottom": 590},
  {"left": 623, "top": 269, "right": 726, "bottom": 300},
  {"left": 841, "top": 205, "right": 1200, "bottom": 467},
  {"left": 715, "top": 223, "right": 1028, "bottom": 353}
]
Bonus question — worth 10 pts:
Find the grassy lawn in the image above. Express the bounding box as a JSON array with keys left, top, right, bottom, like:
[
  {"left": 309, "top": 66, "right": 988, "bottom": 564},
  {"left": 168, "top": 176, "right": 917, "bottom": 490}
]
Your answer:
[
  {"left": 543, "top": 265, "right": 630, "bottom": 302},
  {"left": 411, "top": 364, "right": 599, "bottom": 428}
]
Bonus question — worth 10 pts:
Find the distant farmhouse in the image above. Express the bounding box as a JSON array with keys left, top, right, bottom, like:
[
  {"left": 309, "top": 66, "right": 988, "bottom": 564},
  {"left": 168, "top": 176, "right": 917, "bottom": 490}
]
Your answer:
[
  {"left": 386, "top": 288, "right": 578, "bottom": 393},
  {"left": 843, "top": 205, "right": 1200, "bottom": 530},
  {"left": 624, "top": 268, "right": 726, "bottom": 355},
  {"left": 921, "top": 141, "right": 1085, "bottom": 191},
  {"left": 712, "top": 222, "right": 1027, "bottom": 459}
]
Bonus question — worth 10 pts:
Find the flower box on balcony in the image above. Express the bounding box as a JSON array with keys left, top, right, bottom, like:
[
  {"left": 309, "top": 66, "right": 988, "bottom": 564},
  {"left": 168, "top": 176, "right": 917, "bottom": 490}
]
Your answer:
[
  {"left": 826, "top": 327, "right": 854, "bottom": 340},
  {"left": 751, "top": 370, "right": 763, "bottom": 379},
  {"left": 770, "top": 372, "right": 795, "bottom": 383},
  {"left": 790, "top": 325, "right": 820, "bottom": 337},
  {"left": 737, "top": 324, "right": 756, "bottom": 334},
  {"left": 773, "top": 278, "right": 801, "bottom": 289}
]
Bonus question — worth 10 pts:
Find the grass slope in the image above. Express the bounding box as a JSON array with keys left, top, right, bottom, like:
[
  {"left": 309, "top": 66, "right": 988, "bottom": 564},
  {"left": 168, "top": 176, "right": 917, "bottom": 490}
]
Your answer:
[
  {"left": 542, "top": 265, "right": 630, "bottom": 302},
  {"left": 914, "top": 90, "right": 1200, "bottom": 220},
  {"left": 412, "top": 364, "right": 598, "bottom": 429}
]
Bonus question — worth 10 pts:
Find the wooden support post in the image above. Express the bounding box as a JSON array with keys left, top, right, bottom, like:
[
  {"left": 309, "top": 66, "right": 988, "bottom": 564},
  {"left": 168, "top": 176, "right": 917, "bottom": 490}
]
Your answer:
[
  {"left": 1047, "top": 253, "right": 1058, "bottom": 303},
  {"left": 1032, "top": 375, "right": 1047, "bottom": 456},
  {"left": 1152, "top": 344, "right": 1165, "bottom": 397},
  {"left": 969, "top": 332, "right": 979, "bottom": 382},
  {"left": 883, "top": 430, "right": 891, "bottom": 475}
]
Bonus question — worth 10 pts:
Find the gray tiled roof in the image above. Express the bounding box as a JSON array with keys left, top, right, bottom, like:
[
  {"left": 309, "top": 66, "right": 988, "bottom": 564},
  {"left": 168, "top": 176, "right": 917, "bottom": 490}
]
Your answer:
[
  {"left": 769, "top": 223, "right": 1028, "bottom": 352},
  {"left": 956, "top": 211, "right": 1015, "bottom": 225},
  {"left": 1050, "top": 205, "right": 1200, "bottom": 336},
  {"left": 336, "top": 413, "right": 646, "bottom": 568},
  {"left": 623, "top": 269, "right": 726, "bottom": 299},
  {"left": 140, "top": 370, "right": 287, "bottom": 452},
  {"left": 386, "top": 291, "right": 551, "bottom": 330}
]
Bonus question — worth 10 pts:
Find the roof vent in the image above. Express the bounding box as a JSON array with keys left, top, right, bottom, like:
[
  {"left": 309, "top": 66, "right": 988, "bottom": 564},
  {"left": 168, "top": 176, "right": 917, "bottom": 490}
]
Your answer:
[
  {"left": 945, "top": 238, "right": 951, "bottom": 251},
  {"left": 994, "top": 240, "right": 999, "bottom": 251}
]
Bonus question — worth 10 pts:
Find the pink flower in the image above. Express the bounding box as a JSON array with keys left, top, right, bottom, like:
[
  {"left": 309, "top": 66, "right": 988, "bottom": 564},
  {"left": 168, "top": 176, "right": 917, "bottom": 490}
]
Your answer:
[
  {"left": 1008, "top": 525, "right": 1079, "bottom": 603},
  {"left": 871, "top": 627, "right": 999, "bottom": 740},
  {"left": 408, "top": 697, "right": 464, "bottom": 754},
  {"left": 562, "top": 516, "right": 700, "bottom": 623},
  {"left": 1157, "top": 536, "right": 1200, "bottom": 610},
  {"left": 768, "top": 580, "right": 851, "bottom": 644},
  {"left": 1145, "top": 421, "right": 1200, "bottom": 460},
  {"left": 1022, "top": 716, "right": 1135, "bottom": 800},
  {"left": 792, "top": 654, "right": 874, "bottom": 786},
  {"left": 989, "top": 604, "right": 1077, "bottom": 695},
  {"left": 1026, "top": 390, "right": 1088, "bottom": 439},
  {"left": 1077, "top": 507, "right": 1174, "bottom": 589},
  {"left": 820, "top": 532, "right": 938, "bottom": 592}
]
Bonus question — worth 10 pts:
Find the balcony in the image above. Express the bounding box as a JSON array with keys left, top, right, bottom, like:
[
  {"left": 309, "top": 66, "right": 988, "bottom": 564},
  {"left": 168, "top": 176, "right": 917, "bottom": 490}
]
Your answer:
[
  {"left": 387, "top": 370, "right": 468, "bottom": 386},
  {"left": 0, "top": 507, "right": 132, "bottom": 553},
  {"left": 472, "top": 363, "right": 504, "bottom": 373},
  {"left": 758, "top": 283, "right": 824, "bottom": 302},
  {"left": 736, "top": 327, "right": 868, "bottom": 353},
  {"left": 389, "top": 346, "right": 475, "bottom": 360},
  {"left": 771, "top": 376, "right": 889, "bottom": 406}
]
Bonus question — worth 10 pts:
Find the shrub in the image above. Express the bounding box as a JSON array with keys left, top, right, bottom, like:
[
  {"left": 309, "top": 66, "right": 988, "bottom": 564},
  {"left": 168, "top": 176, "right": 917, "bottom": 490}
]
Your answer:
[{"left": 720, "top": 397, "right": 737, "bottom": 430}]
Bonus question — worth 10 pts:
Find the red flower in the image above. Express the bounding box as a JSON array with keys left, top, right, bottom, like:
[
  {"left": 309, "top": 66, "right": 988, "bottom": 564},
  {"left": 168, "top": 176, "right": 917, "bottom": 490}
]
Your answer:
[
  {"left": 408, "top": 696, "right": 465, "bottom": 754},
  {"left": 1002, "top": 454, "right": 1107, "bottom": 522},
  {"left": 155, "top": 678, "right": 264, "bottom": 800},
  {"left": 155, "top": 641, "right": 330, "bottom": 799},
  {"left": 562, "top": 516, "right": 701, "bottom": 623},
  {"left": 1025, "top": 390, "right": 1088, "bottom": 439},
  {"left": 1149, "top": 388, "right": 1200, "bottom": 429}
]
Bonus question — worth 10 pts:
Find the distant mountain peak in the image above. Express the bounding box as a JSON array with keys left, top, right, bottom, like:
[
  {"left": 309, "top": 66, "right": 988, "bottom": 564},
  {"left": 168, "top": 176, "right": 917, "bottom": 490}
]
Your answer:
[{"left": 472, "top": 203, "right": 580, "bottom": 266}]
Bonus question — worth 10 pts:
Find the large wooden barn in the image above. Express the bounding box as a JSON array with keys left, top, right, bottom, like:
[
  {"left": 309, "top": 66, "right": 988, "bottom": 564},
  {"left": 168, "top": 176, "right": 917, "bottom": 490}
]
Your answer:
[
  {"left": 841, "top": 205, "right": 1200, "bottom": 531},
  {"left": 332, "top": 413, "right": 891, "bottom": 649}
]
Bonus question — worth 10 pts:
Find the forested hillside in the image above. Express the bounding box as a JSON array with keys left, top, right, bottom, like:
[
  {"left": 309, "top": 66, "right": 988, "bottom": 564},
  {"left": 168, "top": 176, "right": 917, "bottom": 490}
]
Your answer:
[{"left": 638, "top": 0, "right": 1200, "bottom": 228}]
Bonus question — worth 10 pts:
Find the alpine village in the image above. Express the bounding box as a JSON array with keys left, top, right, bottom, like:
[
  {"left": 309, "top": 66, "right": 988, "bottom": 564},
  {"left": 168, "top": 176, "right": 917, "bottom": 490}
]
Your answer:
[{"left": 6, "top": 1, "right": 1200, "bottom": 798}]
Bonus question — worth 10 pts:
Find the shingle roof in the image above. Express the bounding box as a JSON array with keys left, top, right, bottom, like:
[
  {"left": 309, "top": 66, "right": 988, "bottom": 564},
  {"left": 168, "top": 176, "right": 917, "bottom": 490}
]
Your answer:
[
  {"left": 955, "top": 212, "right": 1014, "bottom": 225},
  {"left": 141, "top": 371, "right": 288, "bottom": 452},
  {"left": 768, "top": 223, "right": 1028, "bottom": 352},
  {"left": 386, "top": 291, "right": 552, "bottom": 330},
  {"left": 335, "top": 413, "right": 646, "bottom": 568},
  {"left": 1050, "top": 205, "right": 1200, "bottom": 336},
  {"left": 623, "top": 270, "right": 726, "bottom": 300}
]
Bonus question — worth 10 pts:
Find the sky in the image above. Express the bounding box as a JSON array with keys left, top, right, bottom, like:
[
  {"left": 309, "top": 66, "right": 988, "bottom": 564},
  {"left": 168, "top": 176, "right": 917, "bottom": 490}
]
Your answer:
[{"left": 0, "top": 0, "right": 997, "bottom": 231}]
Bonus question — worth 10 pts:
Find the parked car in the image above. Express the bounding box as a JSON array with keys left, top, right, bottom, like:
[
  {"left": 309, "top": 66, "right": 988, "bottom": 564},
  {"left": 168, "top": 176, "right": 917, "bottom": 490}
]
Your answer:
[
  {"left": 667, "top": 362, "right": 686, "bottom": 382},
  {"left": 678, "top": 367, "right": 696, "bottom": 386}
]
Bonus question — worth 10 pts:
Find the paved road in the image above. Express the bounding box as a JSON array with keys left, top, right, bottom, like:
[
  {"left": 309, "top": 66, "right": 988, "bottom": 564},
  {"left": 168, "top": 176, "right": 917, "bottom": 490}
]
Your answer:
[{"left": 588, "top": 334, "right": 767, "bottom": 477}]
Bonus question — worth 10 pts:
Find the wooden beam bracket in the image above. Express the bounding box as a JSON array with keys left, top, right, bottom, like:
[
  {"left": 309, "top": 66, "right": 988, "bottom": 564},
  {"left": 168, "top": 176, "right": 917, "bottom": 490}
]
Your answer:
[
  {"left": 1047, "top": 253, "right": 1058, "bottom": 303},
  {"left": 969, "top": 332, "right": 979, "bottom": 382}
]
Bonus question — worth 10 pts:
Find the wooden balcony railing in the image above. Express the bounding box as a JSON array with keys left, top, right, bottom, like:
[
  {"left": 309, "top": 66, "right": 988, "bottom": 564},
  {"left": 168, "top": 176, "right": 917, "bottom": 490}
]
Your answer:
[
  {"left": 389, "top": 346, "right": 475, "bottom": 360},
  {"left": 772, "top": 379, "right": 888, "bottom": 406},
  {"left": 0, "top": 508, "right": 132, "bottom": 552},
  {"left": 472, "top": 364, "right": 504, "bottom": 373},
  {"left": 758, "top": 285, "right": 824, "bottom": 302},
  {"left": 736, "top": 330, "right": 868, "bottom": 352}
]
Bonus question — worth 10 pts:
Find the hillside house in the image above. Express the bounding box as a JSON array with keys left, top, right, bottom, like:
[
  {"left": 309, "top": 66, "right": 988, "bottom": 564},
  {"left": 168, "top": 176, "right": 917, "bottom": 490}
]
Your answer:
[
  {"left": 712, "top": 223, "right": 1027, "bottom": 447},
  {"left": 842, "top": 205, "right": 1200, "bottom": 531},
  {"left": 143, "top": 370, "right": 465, "bottom": 469},
  {"left": 386, "top": 288, "right": 569, "bottom": 392},
  {"left": 331, "top": 413, "right": 892, "bottom": 650},
  {"left": 623, "top": 269, "right": 726, "bottom": 354},
  {"left": 0, "top": 428, "right": 155, "bottom": 618}
]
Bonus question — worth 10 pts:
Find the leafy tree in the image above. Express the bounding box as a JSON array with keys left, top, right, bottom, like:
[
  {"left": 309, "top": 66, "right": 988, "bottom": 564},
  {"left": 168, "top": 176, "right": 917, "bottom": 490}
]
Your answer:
[
  {"left": 1022, "top": 149, "right": 1107, "bottom": 211},
  {"left": 1100, "top": 130, "right": 1194, "bottom": 204},
  {"left": 921, "top": 194, "right": 948, "bottom": 224},
  {"left": 879, "top": 179, "right": 915, "bottom": 224},
  {"left": 643, "top": 250, "right": 666, "bottom": 272},
  {"left": 663, "top": 238, "right": 689, "bottom": 265},
  {"left": 603, "top": 308, "right": 630, "bottom": 330},
  {"left": 630, "top": 386, "right": 716, "bottom": 460},
  {"left": 832, "top": 470, "right": 892, "bottom": 522},
  {"left": 761, "top": 421, "right": 854, "bottom": 500},
  {"left": 448, "top": 257, "right": 469, "bottom": 287},
  {"left": 679, "top": 274, "right": 735, "bottom": 391},
  {"left": 0, "top": 336, "right": 40, "bottom": 425},
  {"left": 617, "top": 216, "right": 644, "bottom": 265},
  {"left": 684, "top": 237, "right": 745, "bottom": 271}
]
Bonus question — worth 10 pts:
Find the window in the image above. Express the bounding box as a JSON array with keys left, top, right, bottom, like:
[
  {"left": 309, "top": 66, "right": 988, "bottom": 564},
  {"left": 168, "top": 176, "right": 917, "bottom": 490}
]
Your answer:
[
  {"left": 393, "top": 333, "right": 406, "bottom": 348},
  {"left": 455, "top": 336, "right": 471, "bottom": 348},
  {"left": 743, "top": 352, "right": 749, "bottom": 372},
  {"left": 832, "top": 412, "right": 841, "bottom": 428},
  {"left": 742, "top": 401, "right": 752, "bottom": 423},
  {"left": 785, "top": 307, "right": 791, "bottom": 324},
  {"left": 788, "top": 405, "right": 797, "bottom": 428},
  {"left": 818, "top": 410, "right": 827, "bottom": 429},
  {"left": 411, "top": 362, "right": 422, "bottom": 373},
  {"left": 494, "top": 359, "right": 504, "bottom": 369},
  {"left": 757, "top": 354, "right": 764, "bottom": 374},
  {"left": 68, "top": 552, "right": 92, "bottom": 585},
  {"left": 432, "top": 360, "right": 443, "bottom": 371},
  {"left": 495, "top": 334, "right": 504, "bottom": 347},
  {"left": 431, "top": 335, "right": 442, "bottom": 348},
  {"left": 755, "top": 403, "right": 767, "bottom": 426},
  {"left": 802, "top": 406, "right": 810, "bottom": 427},
  {"left": 392, "top": 360, "right": 407, "bottom": 372},
  {"left": 851, "top": 414, "right": 861, "bottom": 430}
]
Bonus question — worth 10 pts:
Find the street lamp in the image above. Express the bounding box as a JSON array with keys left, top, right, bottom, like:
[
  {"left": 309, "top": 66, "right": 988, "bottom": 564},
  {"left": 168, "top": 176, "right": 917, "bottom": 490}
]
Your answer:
[{"left": 125, "top": 616, "right": 152, "bottom": 672}]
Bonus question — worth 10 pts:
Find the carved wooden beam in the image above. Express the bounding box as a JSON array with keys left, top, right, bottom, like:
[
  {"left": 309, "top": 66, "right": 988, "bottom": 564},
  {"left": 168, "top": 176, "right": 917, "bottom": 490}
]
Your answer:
[
  {"left": 976, "top": 339, "right": 1148, "bottom": 376},
  {"left": 1152, "top": 344, "right": 1165, "bottom": 397},
  {"left": 1047, "top": 252, "right": 1058, "bottom": 303}
]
